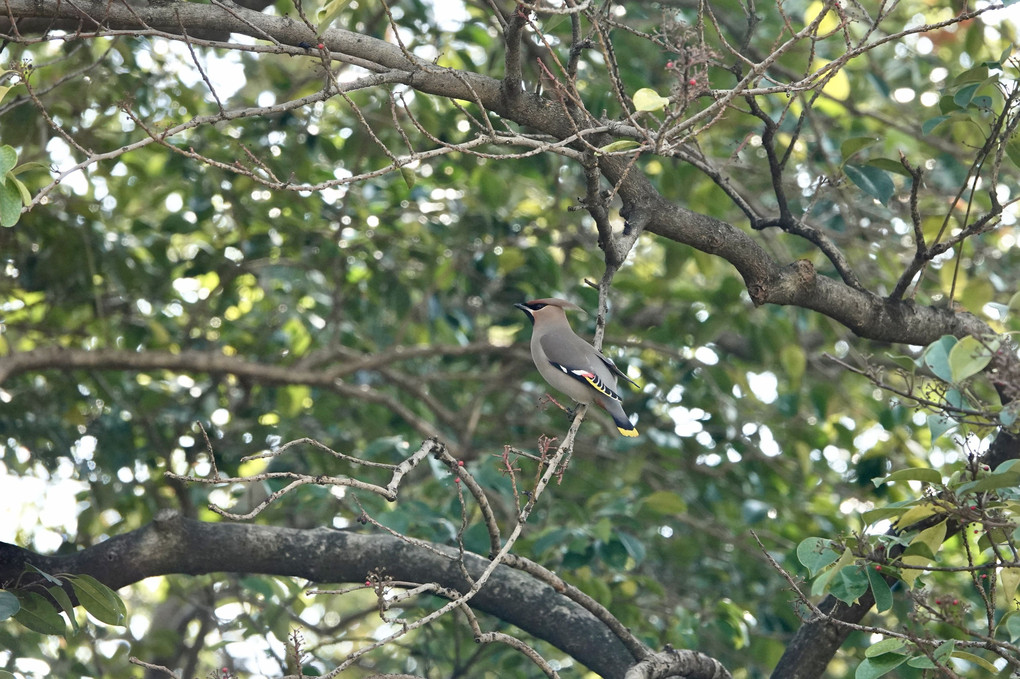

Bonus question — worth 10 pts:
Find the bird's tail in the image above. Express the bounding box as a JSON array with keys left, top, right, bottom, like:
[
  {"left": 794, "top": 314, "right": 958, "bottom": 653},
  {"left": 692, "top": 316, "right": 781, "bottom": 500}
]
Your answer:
[{"left": 604, "top": 399, "right": 639, "bottom": 437}]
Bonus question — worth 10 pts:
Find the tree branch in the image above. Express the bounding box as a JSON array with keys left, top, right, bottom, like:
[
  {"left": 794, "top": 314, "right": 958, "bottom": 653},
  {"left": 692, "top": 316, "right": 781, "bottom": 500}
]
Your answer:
[
  {"left": 624, "top": 648, "right": 733, "bottom": 679},
  {"left": 0, "top": 343, "right": 507, "bottom": 386},
  {"left": 1, "top": 0, "right": 1007, "bottom": 353},
  {"left": 0, "top": 512, "right": 645, "bottom": 678}
]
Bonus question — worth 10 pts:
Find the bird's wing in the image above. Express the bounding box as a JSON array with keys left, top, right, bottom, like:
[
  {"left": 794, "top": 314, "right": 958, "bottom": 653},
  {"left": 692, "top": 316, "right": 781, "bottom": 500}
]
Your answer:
[
  {"left": 538, "top": 334, "right": 623, "bottom": 402},
  {"left": 597, "top": 352, "right": 639, "bottom": 389}
]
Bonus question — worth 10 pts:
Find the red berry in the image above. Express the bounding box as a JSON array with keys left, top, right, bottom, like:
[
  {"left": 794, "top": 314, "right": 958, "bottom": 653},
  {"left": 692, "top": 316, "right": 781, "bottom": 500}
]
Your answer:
[
  {"left": 454, "top": 477, "right": 460, "bottom": 483},
  {"left": 688, "top": 78, "right": 697, "bottom": 86},
  {"left": 666, "top": 61, "right": 674, "bottom": 68},
  {"left": 952, "top": 599, "right": 958, "bottom": 605},
  {"left": 457, "top": 460, "right": 464, "bottom": 466},
  {"left": 875, "top": 565, "right": 882, "bottom": 571},
  {"left": 318, "top": 43, "right": 325, "bottom": 49}
]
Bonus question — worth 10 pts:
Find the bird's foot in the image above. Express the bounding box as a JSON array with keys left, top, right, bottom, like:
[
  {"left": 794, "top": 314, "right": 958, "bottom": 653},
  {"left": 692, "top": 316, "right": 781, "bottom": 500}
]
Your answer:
[{"left": 539, "top": 393, "right": 572, "bottom": 414}]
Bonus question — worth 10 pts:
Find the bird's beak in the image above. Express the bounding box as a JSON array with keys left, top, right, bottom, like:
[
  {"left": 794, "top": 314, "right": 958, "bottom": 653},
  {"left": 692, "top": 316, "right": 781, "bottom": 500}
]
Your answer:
[{"left": 515, "top": 302, "right": 535, "bottom": 324}]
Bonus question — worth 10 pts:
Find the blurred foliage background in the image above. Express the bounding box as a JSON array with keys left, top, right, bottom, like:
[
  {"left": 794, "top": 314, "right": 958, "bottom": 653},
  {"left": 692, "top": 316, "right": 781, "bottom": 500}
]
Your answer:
[{"left": 1, "top": 0, "right": 1019, "bottom": 677}]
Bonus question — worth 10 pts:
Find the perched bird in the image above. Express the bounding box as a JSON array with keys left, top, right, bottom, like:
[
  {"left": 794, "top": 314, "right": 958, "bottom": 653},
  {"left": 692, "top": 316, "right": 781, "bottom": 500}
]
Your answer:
[{"left": 515, "top": 298, "right": 639, "bottom": 437}]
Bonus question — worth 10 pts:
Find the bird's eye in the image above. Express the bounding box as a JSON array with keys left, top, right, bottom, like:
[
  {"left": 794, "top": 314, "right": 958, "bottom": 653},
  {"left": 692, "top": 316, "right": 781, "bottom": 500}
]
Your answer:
[{"left": 530, "top": 303, "right": 547, "bottom": 310}]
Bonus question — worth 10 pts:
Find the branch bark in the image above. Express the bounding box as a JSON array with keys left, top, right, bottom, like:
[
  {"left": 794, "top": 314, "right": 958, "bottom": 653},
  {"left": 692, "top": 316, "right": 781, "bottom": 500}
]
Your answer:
[
  {"left": 769, "top": 592, "right": 876, "bottom": 679},
  {"left": 0, "top": 511, "right": 643, "bottom": 678}
]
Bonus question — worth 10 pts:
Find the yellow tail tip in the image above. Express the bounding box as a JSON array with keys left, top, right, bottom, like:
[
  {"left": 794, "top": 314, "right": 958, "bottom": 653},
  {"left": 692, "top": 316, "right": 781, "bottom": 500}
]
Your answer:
[{"left": 618, "top": 427, "right": 639, "bottom": 437}]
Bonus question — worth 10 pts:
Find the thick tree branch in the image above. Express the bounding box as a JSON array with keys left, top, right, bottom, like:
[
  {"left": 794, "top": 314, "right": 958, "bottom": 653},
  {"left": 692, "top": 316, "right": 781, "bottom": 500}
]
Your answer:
[
  {"left": 769, "top": 591, "right": 876, "bottom": 679},
  {"left": 636, "top": 197, "right": 996, "bottom": 346},
  {"left": 624, "top": 649, "right": 733, "bottom": 679},
  {"left": 0, "top": 512, "right": 643, "bottom": 678}
]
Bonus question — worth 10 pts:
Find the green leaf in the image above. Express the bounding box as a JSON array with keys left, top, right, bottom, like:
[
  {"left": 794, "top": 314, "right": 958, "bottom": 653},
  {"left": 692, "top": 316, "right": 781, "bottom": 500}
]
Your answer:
[
  {"left": 953, "top": 65, "right": 989, "bottom": 86},
  {"left": 399, "top": 166, "right": 415, "bottom": 189},
  {"left": 921, "top": 115, "right": 952, "bottom": 135},
  {"left": 955, "top": 471, "right": 1020, "bottom": 494},
  {"left": 923, "top": 335, "right": 957, "bottom": 382},
  {"left": 912, "top": 520, "right": 947, "bottom": 555},
  {"left": 898, "top": 520, "right": 946, "bottom": 587},
  {"left": 875, "top": 468, "right": 942, "bottom": 487},
  {"left": 971, "top": 95, "right": 993, "bottom": 111},
  {"left": 938, "top": 94, "right": 963, "bottom": 114},
  {"left": 865, "top": 158, "right": 913, "bottom": 177},
  {"left": 927, "top": 414, "right": 955, "bottom": 443},
  {"left": 633, "top": 88, "right": 669, "bottom": 112},
  {"left": 616, "top": 531, "right": 646, "bottom": 564},
  {"left": 864, "top": 637, "right": 904, "bottom": 658},
  {"left": 844, "top": 164, "right": 894, "bottom": 205},
  {"left": 943, "top": 387, "right": 966, "bottom": 410},
  {"left": 862, "top": 506, "right": 913, "bottom": 524},
  {"left": 829, "top": 565, "right": 870, "bottom": 605},
  {"left": 641, "top": 490, "right": 687, "bottom": 515},
  {"left": 780, "top": 344, "right": 806, "bottom": 386},
  {"left": 1006, "top": 137, "right": 1020, "bottom": 170},
  {"left": 0, "top": 180, "right": 21, "bottom": 226},
  {"left": 901, "top": 517, "right": 946, "bottom": 587},
  {"left": 11, "top": 175, "right": 31, "bottom": 206},
  {"left": 317, "top": 0, "right": 350, "bottom": 29},
  {"left": 0, "top": 145, "right": 16, "bottom": 177},
  {"left": 240, "top": 576, "right": 276, "bottom": 599},
  {"left": 598, "top": 140, "right": 642, "bottom": 154},
  {"left": 796, "top": 537, "right": 840, "bottom": 576},
  {"left": 996, "top": 44, "right": 1014, "bottom": 66},
  {"left": 69, "top": 574, "right": 126, "bottom": 626},
  {"left": 906, "top": 639, "right": 954, "bottom": 668},
  {"left": 953, "top": 82, "right": 981, "bottom": 107},
  {"left": 855, "top": 654, "right": 908, "bottom": 679},
  {"left": 996, "top": 459, "right": 1020, "bottom": 474},
  {"left": 13, "top": 591, "right": 66, "bottom": 635},
  {"left": 27, "top": 564, "right": 64, "bottom": 586},
  {"left": 891, "top": 502, "right": 941, "bottom": 528},
  {"left": 948, "top": 335, "right": 996, "bottom": 382},
  {"left": 0, "top": 590, "right": 20, "bottom": 620},
  {"left": 1000, "top": 567, "right": 1020, "bottom": 604},
  {"left": 901, "top": 541, "right": 937, "bottom": 561},
  {"left": 840, "top": 137, "right": 878, "bottom": 160},
  {"left": 10, "top": 160, "right": 49, "bottom": 176},
  {"left": 47, "top": 585, "right": 79, "bottom": 632},
  {"left": 1005, "top": 612, "right": 1020, "bottom": 641},
  {"left": 866, "top": 566, "right": 893, "bottom": 612},
  {"left": 532, "top": 527, "right": 572, "bottom": 556},
  {"left": 949, "top": 650, "right": 998, "bottom": 672}
]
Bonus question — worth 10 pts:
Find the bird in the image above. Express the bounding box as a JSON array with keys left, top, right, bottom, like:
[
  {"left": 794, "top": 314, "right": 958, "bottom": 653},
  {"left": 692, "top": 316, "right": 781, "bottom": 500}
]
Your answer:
[{"left": 515, "top": 298, "right": 639, "bottom": 437}]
